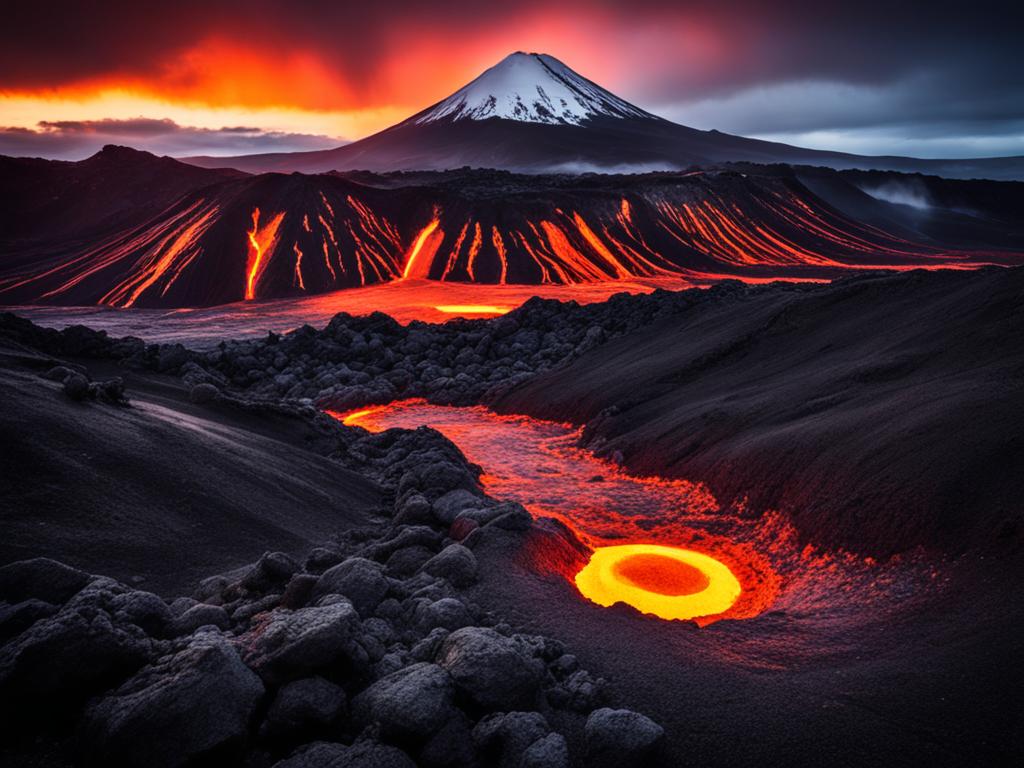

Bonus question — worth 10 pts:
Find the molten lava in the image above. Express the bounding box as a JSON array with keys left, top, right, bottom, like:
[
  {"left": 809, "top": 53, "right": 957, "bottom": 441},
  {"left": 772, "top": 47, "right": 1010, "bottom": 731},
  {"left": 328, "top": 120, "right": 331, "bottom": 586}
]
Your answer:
[
  {"left": 434, "top": 304, "right": 512, "bottom": 316},
  {"left": 5, "top": 170, "right": 1015, "bottom": 309},
  {"left": 402, "top": 217, "right": 442, "bottom": 279},
  {"left": 330, "top": 406, "right": 386, "bottom": 426},
  {"left": 244, "top": 207, "right": 285, "bottom": 300},
  {"left": 575, "top": 544, "right": 741, "bottom": 621},
  {"left": 331, "top": 399, "right": 781, "bottom": 625}
]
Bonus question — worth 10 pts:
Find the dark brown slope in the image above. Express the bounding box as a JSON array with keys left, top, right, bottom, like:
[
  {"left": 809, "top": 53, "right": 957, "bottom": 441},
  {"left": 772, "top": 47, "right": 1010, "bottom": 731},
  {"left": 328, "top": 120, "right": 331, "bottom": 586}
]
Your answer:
[
  {"left": 0, "top": 145, "right": 242, "bottom": 243},
  {"left": 0, "top": 342, "right": 381, "bottom": 595},
  {"left": 493, "top": 267, "right": 1024, "bottom": 558}
]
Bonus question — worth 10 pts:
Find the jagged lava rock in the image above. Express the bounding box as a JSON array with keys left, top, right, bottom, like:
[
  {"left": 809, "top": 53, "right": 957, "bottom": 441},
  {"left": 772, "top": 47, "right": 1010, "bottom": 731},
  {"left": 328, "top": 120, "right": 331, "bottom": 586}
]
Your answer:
[
  {"left": 82, "top": 628, "right": 264, "bottom": 768},
  {"left": 436, "top": 626, "right": 544, "bottom": 710}
]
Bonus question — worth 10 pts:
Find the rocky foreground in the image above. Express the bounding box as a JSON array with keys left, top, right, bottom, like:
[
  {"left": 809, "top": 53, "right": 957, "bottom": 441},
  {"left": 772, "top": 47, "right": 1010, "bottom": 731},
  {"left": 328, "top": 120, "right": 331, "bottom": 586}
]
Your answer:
[
  {"left": 1, "top": 296, "right": 675, "bottom": 766},
  {"left": 2, "top": 266, "right": 1022, "bottom": 767},
  {"left": 0, "top": 391, "right": 659, "bottom": 765}
]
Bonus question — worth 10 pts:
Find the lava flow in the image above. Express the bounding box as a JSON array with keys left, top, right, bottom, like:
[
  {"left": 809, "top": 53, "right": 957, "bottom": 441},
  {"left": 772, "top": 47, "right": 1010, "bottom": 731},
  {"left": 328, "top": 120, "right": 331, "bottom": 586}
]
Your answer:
[
  {"left": 575, "top": 544, "right": 742, "bottom": 621},
  {"left": 433, "top": 304, "right": 513, "bottom": 317},
  {"left": 332, "top": 399, "right": 781, "bottom": 625},
  {"left": 245, "top": 207, "right": 285, "bottom": 300}
]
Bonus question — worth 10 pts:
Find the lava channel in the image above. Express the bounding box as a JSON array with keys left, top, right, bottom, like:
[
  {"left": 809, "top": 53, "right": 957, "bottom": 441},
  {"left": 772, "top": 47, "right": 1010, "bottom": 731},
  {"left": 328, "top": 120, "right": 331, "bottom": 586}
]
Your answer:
[{"left": 330, "top": 399, "right": 781, "bottom": 625}]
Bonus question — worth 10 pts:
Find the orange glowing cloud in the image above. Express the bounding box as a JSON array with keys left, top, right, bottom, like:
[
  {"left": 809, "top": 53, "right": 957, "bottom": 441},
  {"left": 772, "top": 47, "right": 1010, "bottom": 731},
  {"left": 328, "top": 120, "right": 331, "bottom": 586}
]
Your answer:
[{"left": 0, "top": 3, "right": 731, "bottom": 149}]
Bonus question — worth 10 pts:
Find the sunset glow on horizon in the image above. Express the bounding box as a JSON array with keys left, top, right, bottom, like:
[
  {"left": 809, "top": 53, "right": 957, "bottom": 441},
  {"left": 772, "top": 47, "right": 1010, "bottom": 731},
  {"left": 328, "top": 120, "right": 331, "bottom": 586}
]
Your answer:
[
  {"left": 0, "top": 5, "right": 688, "bottom": 157},
  {"left": 3, "top": 1, "right": 1020, "bottom": 160}
]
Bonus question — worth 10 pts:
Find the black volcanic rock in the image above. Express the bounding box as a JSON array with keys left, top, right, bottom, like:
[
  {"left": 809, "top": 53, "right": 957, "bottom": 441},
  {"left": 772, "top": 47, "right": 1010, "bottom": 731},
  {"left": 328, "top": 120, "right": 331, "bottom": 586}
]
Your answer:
[
  {"left": 353, "top": 662, "right": 456, "bottom": 740},
  {"left": 0, "top": 557, "right": 90, "bottom": 604},
  {"left": 314, "top": 557, "right": 390, "bottom": 616},
  {"left": 276, "top": 739, "right": 416, "bottom": 768},
  {"left": 241, "top": 601, "right": 366, "bottom": 684},
  {"left": 82, "top": 628, "right": 264, "bottom": 768},
  {"left": 584, "top": 708, "right": 665, "bottom": 768},
  {"left": 436, "top": 627, "right": 545, "bottom": 711},
  {"left": 0, "top": 577, "right": 153, "bottom": 716},
  {"left": 261, "top": 676, "right": 347, "bottom": 742},
  {"left": 421, "top": 544, "right": 478, "bottom": 587},
  {"left": 472, "top": 710, "right": 553, "bottom": 768}
]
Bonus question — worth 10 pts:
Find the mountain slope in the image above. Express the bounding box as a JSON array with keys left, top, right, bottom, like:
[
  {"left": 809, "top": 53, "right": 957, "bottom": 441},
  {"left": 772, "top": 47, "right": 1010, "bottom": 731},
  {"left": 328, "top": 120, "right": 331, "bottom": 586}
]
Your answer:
[
  {"left": 1, "top": 163, "right": 1020, "bottom": 308},
  {"left": 0, "top": 145, "right": 242, "bottom": 242},
  {"left": 184, "top": 52, "right": 1024, "bottom": 180}
]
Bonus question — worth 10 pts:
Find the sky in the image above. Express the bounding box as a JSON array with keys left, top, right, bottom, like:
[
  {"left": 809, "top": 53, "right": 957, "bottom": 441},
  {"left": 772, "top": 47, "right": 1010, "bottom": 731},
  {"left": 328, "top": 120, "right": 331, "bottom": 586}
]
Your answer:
[{"left": 1, "top": 0, "right": 1021, "bottom": 160}]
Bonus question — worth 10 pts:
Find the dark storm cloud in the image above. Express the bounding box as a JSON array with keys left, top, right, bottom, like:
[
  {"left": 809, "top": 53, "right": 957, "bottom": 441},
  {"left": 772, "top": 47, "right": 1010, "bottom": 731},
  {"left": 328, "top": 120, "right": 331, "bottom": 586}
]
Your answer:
[
  {"left": 1, "top": 0, "right": 1021, "bottom": 157},
  {"left": 0, "top": 118, "right": 340, "bottom": 160},
  {"left": 1, "top": 1, "right": 1018, "bottom": 92}
]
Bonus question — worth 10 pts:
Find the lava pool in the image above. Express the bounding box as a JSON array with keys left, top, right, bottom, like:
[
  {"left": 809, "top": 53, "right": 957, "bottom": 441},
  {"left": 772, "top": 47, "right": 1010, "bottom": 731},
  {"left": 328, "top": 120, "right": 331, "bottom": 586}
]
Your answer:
[{"left": 332, "top": 399, "right": 786, "bottom": 624}]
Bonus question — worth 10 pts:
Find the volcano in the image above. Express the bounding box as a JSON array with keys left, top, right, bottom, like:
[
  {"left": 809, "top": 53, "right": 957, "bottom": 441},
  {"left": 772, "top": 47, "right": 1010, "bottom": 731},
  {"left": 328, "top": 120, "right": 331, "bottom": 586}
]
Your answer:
[{"left": 185, "top": 53, "right": 1024, "bottom": 181}]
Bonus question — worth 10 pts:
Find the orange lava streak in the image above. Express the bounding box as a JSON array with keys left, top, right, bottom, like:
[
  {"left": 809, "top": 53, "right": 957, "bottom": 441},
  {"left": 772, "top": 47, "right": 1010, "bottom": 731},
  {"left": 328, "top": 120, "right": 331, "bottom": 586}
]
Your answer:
[
  {"left": 321, "top": 239, "right": 337, "bottom": 281},
  {"left": 245, "top": 207, "right": 285, "bottom": 300},
  {"left": 620, "top": 198, "right": 634, "bottom": 225},
  {"left": 572, "top": 212, "right": 633, "bottom": 279},
  {"left": 325, "top": 406, "right": 385, "bottom": 426},
  {"left": 33, "top": 201, "right": 204, "bottom": 300},
  {"left": 402, "top": 216, "right": 441, "bottom": 279},
  {"left": 539, "top": 221, "right": 611, "bottom": 281},
  {"left": 100, "top": 201, "right": 218, "bottom": 307},
  {"left": 512, "top": 229, "right": 554, "bottom": 283},
  {"left": 492, "top": 226, "right": 508, "bottom": 284},
  {"left": 441, "top": 222, "right": 469, "bottom": 281},
  {"left": 434, "top": 304, "right": 512, "bottom": 315},
  {"left": 466, "top": 222, "right": 483, "bottom": 281},
  {"left": 293, "top": 243, "right": 305, "bottom": 290}
]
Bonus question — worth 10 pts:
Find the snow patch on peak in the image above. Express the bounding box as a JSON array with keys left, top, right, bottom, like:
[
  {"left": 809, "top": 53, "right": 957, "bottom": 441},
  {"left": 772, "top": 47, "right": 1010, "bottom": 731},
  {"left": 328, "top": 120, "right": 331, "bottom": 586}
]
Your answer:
[{"left": 411, "top": 52, "right": 655, "bottom": 126}]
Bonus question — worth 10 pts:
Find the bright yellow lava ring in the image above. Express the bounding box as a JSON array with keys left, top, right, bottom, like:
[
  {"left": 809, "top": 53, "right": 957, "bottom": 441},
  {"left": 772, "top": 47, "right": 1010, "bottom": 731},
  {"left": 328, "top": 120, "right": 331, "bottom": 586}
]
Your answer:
[{"left": 574, "top": 544, "right": 742, "bottom": 621}]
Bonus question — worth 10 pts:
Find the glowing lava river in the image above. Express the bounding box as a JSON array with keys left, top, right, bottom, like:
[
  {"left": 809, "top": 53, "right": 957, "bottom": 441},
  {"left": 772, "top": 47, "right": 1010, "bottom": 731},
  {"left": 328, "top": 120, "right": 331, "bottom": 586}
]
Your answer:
[{"left": 332, "top": 400, "right": 944, "bottom": 629}]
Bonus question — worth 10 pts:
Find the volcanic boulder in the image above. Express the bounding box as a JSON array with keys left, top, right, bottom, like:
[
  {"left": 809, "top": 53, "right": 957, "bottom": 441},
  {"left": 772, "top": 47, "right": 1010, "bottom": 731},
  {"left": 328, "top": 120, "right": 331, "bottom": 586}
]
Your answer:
[
  {"left": 0, "top": 557, "right": 90, "bottom": 604},
  {"left": 314, "top": 557, "right": 390, "bottom": 616},
  {"left": 472, "top": 711, "right": 554, "bottom": 768},
  {"left": 421, "top": 543, "right": 479, "bottom": 587},
  {"left": 261, "top": 676, "right": 347, "bottom": 742},
  {"left": 353, "top": 662, "right": 456, "bottom": 740},
  {"left": 82, "top": 628, "right": 264, "bottom": 768},
  {"left": 436, "top": 626, "right": 545, "bottom": 711},
  {"left": 241, "top": 600, "right": 365, "bottom": 684},
  {"left": 584, "top": 708, "right": 665, "bottom": 768},
  {"left": 0, "top": 577, "right": 152, "bottom": 714}
]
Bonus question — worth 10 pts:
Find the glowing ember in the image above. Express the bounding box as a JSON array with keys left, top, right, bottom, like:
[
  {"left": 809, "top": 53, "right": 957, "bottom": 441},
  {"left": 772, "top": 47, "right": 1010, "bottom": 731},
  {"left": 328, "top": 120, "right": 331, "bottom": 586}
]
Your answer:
[{"left": 575, "top": 544, "right": 741, "bottom": 621}]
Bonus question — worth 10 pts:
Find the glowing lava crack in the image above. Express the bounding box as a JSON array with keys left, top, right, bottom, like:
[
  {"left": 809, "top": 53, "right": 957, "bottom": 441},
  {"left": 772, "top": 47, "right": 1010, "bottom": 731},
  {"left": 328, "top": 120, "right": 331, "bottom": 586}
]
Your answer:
[{"left": 575, "top": 544, "right": 741, "bottom": 621}]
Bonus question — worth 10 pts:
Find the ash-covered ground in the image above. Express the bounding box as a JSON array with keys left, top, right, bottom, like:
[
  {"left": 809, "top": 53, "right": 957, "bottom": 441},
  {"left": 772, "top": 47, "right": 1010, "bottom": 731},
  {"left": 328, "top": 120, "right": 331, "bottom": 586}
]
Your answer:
[{"left": 1, "top": 267, "right": 1021, "bottom": 767}]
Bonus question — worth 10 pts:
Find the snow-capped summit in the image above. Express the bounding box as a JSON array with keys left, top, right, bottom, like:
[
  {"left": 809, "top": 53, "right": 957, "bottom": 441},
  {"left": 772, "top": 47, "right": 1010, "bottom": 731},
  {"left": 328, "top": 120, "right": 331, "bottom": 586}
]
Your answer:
[
  {"left": 185, "top": 51, "right": 1024, "bottom": 179},
  {"left": 410, "top": 52, "right": 656, "bottom": 126}
]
